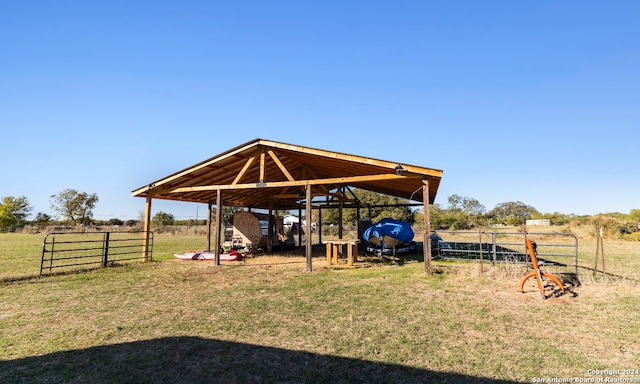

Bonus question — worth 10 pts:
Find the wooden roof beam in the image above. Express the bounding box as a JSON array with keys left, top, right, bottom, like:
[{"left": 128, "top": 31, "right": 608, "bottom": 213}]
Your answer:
[
  {"left": 170, "top": 173, "right": 422, "bottom": 193},
  {"left": 259, "top": 150, "right": 266, "bottom": 184},
  {"left": 267, "top": 149, "right": 295, "bottom": 182},
  {"left": 299, "top": 164, "right": 330, "bottom": 195},
  {"left": 232, "top": 153, "right": 258, "bottom": 185}
]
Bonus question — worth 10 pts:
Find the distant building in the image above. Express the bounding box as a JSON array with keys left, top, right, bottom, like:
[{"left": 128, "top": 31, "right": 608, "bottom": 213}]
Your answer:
[
  {"left": 526, "top": 219, "right": 551, "bottom": 226},
  {"left": 283, "top": 214, "right": 305, "bottom": 228}
]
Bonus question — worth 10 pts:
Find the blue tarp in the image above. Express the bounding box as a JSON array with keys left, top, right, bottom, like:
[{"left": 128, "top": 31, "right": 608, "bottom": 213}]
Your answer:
[{"left": 362, "top": 218, "right": 414, "bottom": 244}]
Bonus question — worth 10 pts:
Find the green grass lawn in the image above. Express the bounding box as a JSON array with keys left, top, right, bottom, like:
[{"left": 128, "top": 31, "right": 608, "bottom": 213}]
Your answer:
[{"left": 1, "top": 232, "right": 639, "bottom": 383}]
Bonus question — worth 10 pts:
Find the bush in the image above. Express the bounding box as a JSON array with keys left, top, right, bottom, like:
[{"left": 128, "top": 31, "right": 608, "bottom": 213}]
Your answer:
[
  {"left": 623, "top": 232, "right": 640, "bottom": 241},
  {"left": 322, "top": 226, "right": 339, "bottom": 237}
]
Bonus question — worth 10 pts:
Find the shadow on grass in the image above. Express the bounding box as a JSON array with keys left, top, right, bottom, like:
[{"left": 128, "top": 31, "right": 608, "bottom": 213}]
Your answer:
[{"left": 1, "top": 336, "right": 519, "bottom": 384}]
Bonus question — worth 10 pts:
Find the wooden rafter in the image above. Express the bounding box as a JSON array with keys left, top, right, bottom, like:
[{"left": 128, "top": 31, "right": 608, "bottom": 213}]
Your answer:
[
  {"left": 299, "top": 164, "right": 329, "bottom": 195},
  {"left": 267, "top": 149, "right": 295, "bottom": 182},
  {"left": 232, "top": 153, "right": 258, "bottom": 185},
  {"left": 170, "top": 173, "right": 420, "bottom": 193},
  {"left": 263, "top": 139, "right": 442, "bottom": 177},
  {"left": 132, "top": 138, "right": 443, "bottom": 207}
]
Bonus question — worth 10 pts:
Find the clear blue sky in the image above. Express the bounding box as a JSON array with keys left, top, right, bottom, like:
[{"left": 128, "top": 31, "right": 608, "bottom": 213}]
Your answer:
[{"left": 1, "top": 1, "right": 638, "bottom": 220}]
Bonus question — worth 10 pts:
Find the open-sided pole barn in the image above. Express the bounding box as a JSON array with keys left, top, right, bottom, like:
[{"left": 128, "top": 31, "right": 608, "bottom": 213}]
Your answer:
[{"left": 131, "top": 138, "right": 443, "bottom": 274}]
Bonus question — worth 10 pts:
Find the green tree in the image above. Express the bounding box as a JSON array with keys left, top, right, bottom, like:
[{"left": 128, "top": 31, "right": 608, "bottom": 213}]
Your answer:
[
  {"left": 444, "top": 194, "right": 487, "bottom": 228},
  {"left": 447, "top": 194, "right": 486, "bottom": 216},
  {"left": 108, "top": 218, "right": 124, "bottom": 226},
  {"left": 221, "top": 206, "right": 243, "bottom": 226},
  {"left": 414, "top": 203, "right": 444, "bottom": 230},
  {"left": 0, "top": 196, "right": 32, "bottom": 232},
  {"left": 539, "top": 212, "right": 572, "bottom": 226},
  {"left": 152, "top": 211, "right": 175, "bottom": 227},
  {"left": 319, "top": 189, "right": 414, "bottom": 225},
  {"left": 33, "top": 212, "right": 52, "bottom": 229},
  {"left": 488, "top": 201, "right": 539, "bottom": 225},
  {"left": 50, "top": 189, "right": 99, "bottom": 226},
  {"left": 589, "top": 215, "right": 619, "bottom": 237}
]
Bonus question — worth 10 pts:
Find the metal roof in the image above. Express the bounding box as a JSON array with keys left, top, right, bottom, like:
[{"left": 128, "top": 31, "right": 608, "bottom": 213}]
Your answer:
[{"left": 131, "top": 138, "right": 443, "bottom": 209}]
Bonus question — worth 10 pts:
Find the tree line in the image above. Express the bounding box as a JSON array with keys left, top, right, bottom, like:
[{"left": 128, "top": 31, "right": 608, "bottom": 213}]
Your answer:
[
  {"left": 2, "top": 189, "right": 639, "bottom": 235},
  {"left": 0, "top": 189, "right": 100, "bottom": 232}
]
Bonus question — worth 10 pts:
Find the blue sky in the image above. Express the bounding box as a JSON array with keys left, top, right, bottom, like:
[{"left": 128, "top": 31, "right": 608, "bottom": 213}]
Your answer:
[{"left": 1, "top": 1, "right": 638, "bottom": 220}]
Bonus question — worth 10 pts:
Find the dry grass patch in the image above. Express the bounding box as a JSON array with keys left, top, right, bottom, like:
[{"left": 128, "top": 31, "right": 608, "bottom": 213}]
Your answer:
[
  {"left": 2, "top": 234, "right": 640, "bottom": 383},
  {"left": 2, "top": 261, "right": 632, "bottom": 380}
]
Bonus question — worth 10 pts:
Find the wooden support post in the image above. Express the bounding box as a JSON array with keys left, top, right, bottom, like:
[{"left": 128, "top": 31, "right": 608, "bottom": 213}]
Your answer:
[
  {"left": 326, "top": 243, "right": 332, "bottom": 266},
  {"left": 268, "top": 201, "right": 274, "bottom": 253},
  {"left": 338, "top": 186, "right": 343, "bottom": 239},
  {"left": 356, "top": 206, "right": 361, "bottom": 250},
  {"left": 206, "top": 201, "right": 212, "bottom": 252},
  {"left": 142, "top": 195, "right": 152, "bottom": 262},
  {"left": 422, "top": 179, "right": 431, "bottom": 275},
  {"left": 214, "top": 190, "right": 222, "bottom": 266},
  {"left": 353, "top": 242, "right": 358, "bottom": 263},
  {"left": 298, "top": 206, "right": 303, "bottom": 248},
  {"left": 305, "top": 184, "right": 313, "bottom": 271},
  {"left": 318, "top": 208, "right": 323, "bottom": 245}
]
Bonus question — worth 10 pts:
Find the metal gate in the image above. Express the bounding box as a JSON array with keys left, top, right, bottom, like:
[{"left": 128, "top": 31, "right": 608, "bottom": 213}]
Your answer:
[
  {"left": 432, "top": 230, "right": 578, "bottom": 274},
  {"left": 40, "top": 231, "right": 153, "bottom": 276}
]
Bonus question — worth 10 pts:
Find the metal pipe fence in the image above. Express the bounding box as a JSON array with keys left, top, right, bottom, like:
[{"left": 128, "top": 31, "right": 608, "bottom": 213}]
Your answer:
[
  {"left": 40, "top": 231, "right": 153, "bottom": 276},
  {"left": 432, "top": 230, "right": 578, "bottom": 274}
]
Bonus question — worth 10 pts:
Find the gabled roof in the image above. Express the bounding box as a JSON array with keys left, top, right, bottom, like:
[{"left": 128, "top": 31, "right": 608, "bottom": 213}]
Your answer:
[{"left": 131, "top": 138, "right": 443, "bottom": 209}]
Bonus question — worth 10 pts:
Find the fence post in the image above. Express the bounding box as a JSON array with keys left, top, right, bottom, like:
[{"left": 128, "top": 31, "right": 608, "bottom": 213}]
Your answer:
[
  {"left": 491, "top": 232, "right": 497, "bottom": 266},
  {"left": 40, "top": 234, "right": 54, "bottom": 276},
  {"left": 573, "top": 234, "right": 579, "bottom": 275},
  {"left": 49, "top": 235, "right": 56, "bottom": 274},
  {"left": 103, "top": 232, "right": 110, "bottom": 267},
  {"left": 478, "top": 228, "right": 484, "bottom": 274}
]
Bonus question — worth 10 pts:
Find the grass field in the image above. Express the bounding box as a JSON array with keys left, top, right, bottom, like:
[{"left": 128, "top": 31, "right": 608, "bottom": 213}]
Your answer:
[{"left": 1, "top": 231, "right": 639, "bottom": 383}]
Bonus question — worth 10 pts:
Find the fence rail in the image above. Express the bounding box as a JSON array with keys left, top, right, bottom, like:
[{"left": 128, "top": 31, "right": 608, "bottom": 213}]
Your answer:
[
  {"left": 433, "top": 230, "right": 578, "bottom": 274},
  {"left": 40, "top": 231, "right": 153, "bottom": 276}
]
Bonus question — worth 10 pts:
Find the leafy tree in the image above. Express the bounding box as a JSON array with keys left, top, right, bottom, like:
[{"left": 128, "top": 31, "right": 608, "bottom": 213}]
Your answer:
[
  {"left": 538, "top": 212, "right": 572, "bottom": 226},
  {"left": 50, "top": 189, "right": 99, "bottom": 226},
  {"left": 312, "top": 189, "right": 415, "bottom": 225},
  {"left": 0, "top": 196, "right": 32, "bottom": 232},
  {"left": 589, "top": 215, "right": 619, "bottom": 237},
  {"left": 355, "top": 189, "right": 413, "bottom": 223},
  {"left": 221, "top": 206, "right": 243, "bottom": 226},
  {"left": 446, "top": 194, "right": 463, "bottom": 211},
  {"left": 414, "top": 203, "right": 445, "bottom": 230},
  {"left": 107, "top": 218, "right": 124, "bottom": 226},
  {"left": 443, "top": 194, "right": 487, "bottom": 228},
  {"left": 152, "top": 211, "right": 175, "bottom": 227},
  {"left": 488, "top": 201, "right": 539, "bottom": 225},
  {"left": 447, "top": 194, "right": 485, "bottom": 216},
  {"left": 318, "top": 189, "right": 414, "bottom": 225},
  {"left": 33, "top": 212, "right": 52, "bottom": 229}
]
